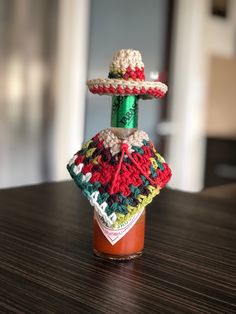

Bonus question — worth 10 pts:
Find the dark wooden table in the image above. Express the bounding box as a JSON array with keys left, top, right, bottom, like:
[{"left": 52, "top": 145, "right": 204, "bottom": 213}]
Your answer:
[{"left": 0, "top": 181, "right": 235, "bottom": 314}]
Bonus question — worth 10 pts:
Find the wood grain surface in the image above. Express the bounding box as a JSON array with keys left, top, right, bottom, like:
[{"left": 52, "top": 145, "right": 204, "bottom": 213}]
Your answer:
[{"left": 0, "top": 181, "right": 235, "bottom": 314}]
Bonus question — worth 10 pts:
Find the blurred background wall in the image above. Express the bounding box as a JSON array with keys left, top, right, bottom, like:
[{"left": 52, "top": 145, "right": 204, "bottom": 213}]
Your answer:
[
  {"left": 0, "top": 0, "right": 236, "bottom": 191},
  {"left": 0, "top": 0, "right": 58, "bottom": 187},
  {"left": 167, "top": 0, "right": 236, "bottom": 191},
  {"left": 0, "top": 0, "right": 89, "bottom": 187}
]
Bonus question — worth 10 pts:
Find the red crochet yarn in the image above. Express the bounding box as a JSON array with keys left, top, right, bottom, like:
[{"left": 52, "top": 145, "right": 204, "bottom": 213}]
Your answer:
[
  {"left": 89, "top": 85, "right": 165, "bottom": 98},
  {"left": 67, "top": 129, "right": 172, "bottom": 223},
  {"left": 122, "top": 66, "right": 145, "bottom": 81}
]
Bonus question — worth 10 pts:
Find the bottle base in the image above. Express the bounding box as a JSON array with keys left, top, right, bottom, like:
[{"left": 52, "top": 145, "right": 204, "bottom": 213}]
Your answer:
[{"left": 93, "top": 249, "right": 143, "bottom": 261}]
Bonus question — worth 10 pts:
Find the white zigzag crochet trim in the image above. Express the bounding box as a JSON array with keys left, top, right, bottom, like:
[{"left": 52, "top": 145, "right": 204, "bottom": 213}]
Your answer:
[{"left": 87, "top": 78, "right": 168, "bottom": 93}]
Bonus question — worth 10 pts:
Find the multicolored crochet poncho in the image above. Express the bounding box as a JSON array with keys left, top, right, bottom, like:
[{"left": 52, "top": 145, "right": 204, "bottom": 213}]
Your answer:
[{"left": 67, "top": 128, "right": 172, "bottom": 229}]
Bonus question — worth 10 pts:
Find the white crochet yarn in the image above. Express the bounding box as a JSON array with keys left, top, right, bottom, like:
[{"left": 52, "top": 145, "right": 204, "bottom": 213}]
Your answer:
[
  {"left": 109, "top": 49, "right": 144, "bottom": 72},
  {"left": 87, "top": 78, "right": 168, "bottom": 94},
  {"left": 98, "top": 128, "right": 149, "bottom": 156}
]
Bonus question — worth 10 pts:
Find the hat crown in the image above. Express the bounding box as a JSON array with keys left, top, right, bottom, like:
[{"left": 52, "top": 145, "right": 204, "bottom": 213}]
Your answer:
[
  {"left": 110, "top": 49, "right": 144, "bottom": 71},
  {"left": 108, "top": 49, "right": 145, "bottom": 81}
]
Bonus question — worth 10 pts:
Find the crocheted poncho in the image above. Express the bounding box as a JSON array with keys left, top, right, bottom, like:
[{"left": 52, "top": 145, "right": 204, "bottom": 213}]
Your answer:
[{"left": 67, "top": 128, "right": 172, "bottom": 229}]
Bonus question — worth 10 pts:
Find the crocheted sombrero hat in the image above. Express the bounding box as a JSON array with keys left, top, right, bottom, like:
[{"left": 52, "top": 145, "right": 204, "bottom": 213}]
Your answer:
[{"left": 87, "top": 49, "right": 168, "bottom": 99}]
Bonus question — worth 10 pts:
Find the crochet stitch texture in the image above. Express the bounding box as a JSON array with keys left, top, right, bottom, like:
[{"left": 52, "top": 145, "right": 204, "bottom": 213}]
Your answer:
[
  {"left": 67, "top": 129, "right": 172, "bottom": 228},
  {"left": 87, "top": 49, "right": 168, "bottom": 98}
]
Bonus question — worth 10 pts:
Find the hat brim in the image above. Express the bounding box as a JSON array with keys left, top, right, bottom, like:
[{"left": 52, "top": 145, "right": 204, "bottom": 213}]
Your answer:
[{"left": 87, "top": 78, "right": 167, "bottom": 99}]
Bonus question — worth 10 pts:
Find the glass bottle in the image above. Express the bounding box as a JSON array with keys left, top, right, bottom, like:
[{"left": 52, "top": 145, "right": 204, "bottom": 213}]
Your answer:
[
  {"left": 93, "top": 209, "right": 145, "bottom": 261},
  {"left": 93, "top": 95, "right": 146, "bottom": 260}
]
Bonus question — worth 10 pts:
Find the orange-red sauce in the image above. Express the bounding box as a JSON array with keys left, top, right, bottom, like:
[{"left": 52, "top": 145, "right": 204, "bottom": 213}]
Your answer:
[{"left": 93, "top": 210, "right": 145, "bottom": 256}]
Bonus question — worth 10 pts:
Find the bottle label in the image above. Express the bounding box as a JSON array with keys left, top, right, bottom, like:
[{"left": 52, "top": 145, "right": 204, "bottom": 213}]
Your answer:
[
  {"left": 111, "top": 95, "right": 138, "bottom": 128},
  {"left": 95, "top": 208, "right": 144, "bottom": 245}
]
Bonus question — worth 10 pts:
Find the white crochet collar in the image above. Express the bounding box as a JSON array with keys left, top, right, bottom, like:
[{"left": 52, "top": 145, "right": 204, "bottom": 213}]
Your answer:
[{"left": 98, "top": 128, "right": 149, "bottom": 156}]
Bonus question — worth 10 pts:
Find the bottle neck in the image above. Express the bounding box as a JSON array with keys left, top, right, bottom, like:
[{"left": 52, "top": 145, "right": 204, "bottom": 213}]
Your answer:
[{"left": 111, "top": 95, "right": 139, "bottom": 129}]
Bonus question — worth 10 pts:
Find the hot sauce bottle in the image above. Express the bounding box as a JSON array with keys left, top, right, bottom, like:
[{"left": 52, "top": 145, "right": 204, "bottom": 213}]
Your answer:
[
  {"left": 93, "top": 95, "right": 146, "bottom": 260},
  {"left": 67, "top": 49, "right": 171, "bottom": 261}
]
